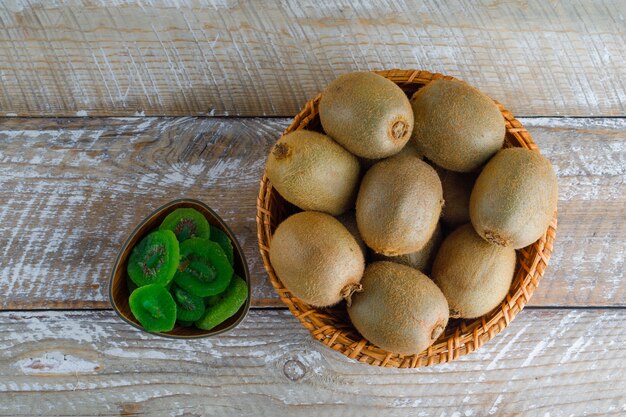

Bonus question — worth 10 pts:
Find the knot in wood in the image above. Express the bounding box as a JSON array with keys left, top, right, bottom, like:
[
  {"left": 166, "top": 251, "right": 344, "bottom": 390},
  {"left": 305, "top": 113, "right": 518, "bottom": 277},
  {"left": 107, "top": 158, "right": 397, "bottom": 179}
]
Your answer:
[{"left": 283, "top": 359, "right": 306, "bottom": 382}]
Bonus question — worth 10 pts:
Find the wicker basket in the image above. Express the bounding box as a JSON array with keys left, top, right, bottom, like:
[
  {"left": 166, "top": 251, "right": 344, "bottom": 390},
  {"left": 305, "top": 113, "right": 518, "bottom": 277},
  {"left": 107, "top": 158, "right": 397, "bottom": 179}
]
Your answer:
[{"left": 256, "top": 69, "right": 557, "bottom": 368}]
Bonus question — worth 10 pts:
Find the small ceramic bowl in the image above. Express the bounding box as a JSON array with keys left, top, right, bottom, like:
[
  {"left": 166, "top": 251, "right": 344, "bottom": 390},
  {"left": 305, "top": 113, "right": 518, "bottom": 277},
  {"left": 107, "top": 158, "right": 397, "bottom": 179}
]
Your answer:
[{"left": 109, "top": 198, "right": 251, "bottom": 338}]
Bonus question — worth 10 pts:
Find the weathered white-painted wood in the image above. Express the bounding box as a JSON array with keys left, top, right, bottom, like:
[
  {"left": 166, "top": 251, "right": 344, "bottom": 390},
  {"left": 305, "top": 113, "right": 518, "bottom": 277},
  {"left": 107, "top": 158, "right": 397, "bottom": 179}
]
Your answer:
[
  {"left": 0, "top": 1, "right": 624, "bottom": 117},
  {"left": 0, "top": 117, "right": 623, "bottom": 309},
  {"left": 522, "top": 118, "right": 626, "bottom": 306},
  {"left": 0, "top": 309, "right": 624, "bottom": 416},
  {"left": 0, "top": 116, "right": 283, "bottom": 308}
]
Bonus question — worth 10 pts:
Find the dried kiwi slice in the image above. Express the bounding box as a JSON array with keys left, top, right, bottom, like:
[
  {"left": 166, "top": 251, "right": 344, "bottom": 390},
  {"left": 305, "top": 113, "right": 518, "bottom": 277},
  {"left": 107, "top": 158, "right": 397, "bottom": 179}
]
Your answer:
[
  {"left": 171, "top": 284, "right": 205, "bottom": 322},
  {"left": 210, "top": 225, "right": 234, "bottom": 266},
  {"left": 127, "top": 230, "right": 179, "bottom": 287},
  {"left": 195, "top": 275, "right": 248, "bottom": 331},
  {"left": 174, "top": 238, "right": 233, "bottom": 297},
  {"left": 129, "top": 284, "right": 177, "bottom": 332},
  {"left": 160, "top": 208, "right": 210, "bottom": 242}
]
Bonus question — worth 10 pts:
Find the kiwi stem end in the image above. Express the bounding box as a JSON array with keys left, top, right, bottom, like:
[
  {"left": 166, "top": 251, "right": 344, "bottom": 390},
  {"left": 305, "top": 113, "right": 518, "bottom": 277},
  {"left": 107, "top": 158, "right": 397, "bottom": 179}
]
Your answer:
[
  {"left": 341, "top": 282, "right": 363, "bottom": 307},
  {"left": 272, "top": 142, "right": 291, "bottom": 159},
  {"left": 390, "top": 119, "right": 409, "bottom": 141},
  {"left": 483, "top": 230, "right": 510, "bottom": 247},
  {"left": 431, "top": 323, "right": 445, "bottom": 341}
]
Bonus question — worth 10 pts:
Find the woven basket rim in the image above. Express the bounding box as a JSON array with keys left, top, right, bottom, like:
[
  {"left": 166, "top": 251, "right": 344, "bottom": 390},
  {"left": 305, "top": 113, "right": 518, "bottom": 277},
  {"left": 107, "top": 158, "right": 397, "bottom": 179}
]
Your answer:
[{"left": 256, "top": 69, "right": 557, "bottom": 368}]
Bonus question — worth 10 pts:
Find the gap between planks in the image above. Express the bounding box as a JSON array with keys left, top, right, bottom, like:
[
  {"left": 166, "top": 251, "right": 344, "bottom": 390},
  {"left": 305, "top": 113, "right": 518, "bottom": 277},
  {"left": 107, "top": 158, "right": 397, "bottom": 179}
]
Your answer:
[
  {"left": 2, "top": 115, "right": 626, "bottom": 119},
  {"left": 2, "top": 306, "right": 626, "bottom": 313}
]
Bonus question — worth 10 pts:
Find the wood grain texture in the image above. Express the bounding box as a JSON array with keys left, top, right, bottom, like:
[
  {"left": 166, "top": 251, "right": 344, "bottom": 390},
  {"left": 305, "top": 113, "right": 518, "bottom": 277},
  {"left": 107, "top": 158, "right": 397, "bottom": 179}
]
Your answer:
[
  {"left": 0, "top": 309, "right": 624, "bottom": 416},
  {"left": 0, "top": 0, "right": 624, "bottom": 117},
  {"left": 0, "top": 117, "right": 624, "bottom": 309}
]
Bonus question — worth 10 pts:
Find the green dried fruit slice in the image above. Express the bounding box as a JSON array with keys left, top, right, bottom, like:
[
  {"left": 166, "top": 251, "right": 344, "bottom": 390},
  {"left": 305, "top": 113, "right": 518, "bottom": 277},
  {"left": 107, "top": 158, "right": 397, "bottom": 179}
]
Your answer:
[
  {"left": 129, "top": 284, "right": 177, "bottom": 332},
  {"left": 210, "top": 225, "right": 234, "bottom": 266},
  {"left": 160, "top": 208, "right": 210, "bottom": 242},
  {"left": 173, "top": 238, "right": 233, "bottom": 297},
  {"left": 177, "top": 320, "right": 194, "bottom": 327},
  {"left": 195, "top": 275, "right": 248, "bottom": 331},
  {"left": 127, "top": 230, "right": 179, "bottom": 287},
  {"left": 171, "top": 284, "right": 205, "bottom": 322}
]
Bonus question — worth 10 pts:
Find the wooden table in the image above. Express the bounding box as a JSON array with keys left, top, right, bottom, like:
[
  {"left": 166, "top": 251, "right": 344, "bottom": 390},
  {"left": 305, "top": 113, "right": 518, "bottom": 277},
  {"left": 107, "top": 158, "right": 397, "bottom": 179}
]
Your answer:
[{"left": 0, "top": 2, "right": 624, "bottom": 415}]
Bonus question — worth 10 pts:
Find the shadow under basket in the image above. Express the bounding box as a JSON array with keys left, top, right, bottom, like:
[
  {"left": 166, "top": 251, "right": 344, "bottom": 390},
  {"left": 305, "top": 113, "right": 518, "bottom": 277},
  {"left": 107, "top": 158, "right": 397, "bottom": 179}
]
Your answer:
[
  {"left": 110, "top": 198, "right": 251, "bottom": 339},
  {"left": 256, "top": 69, "right": 557, "bottom": 367}
]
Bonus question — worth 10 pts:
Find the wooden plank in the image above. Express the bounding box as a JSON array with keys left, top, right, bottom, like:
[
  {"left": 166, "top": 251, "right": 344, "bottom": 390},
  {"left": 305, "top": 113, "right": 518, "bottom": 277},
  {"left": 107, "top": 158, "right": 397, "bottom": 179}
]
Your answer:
[
  {"left": 0, "top": 309, "right": 624, "bottom": 416},
  {"left": 0, "top": 117, "right": 283, "bottom": 309},
  {"left": 0, "top": 117, "right": 624, "bottom": 309},
  {"left": 520, "top": 118, "right": 626, "bottom": 307},
  {"left": 0, "top": 1, "right": 624, "bottom": 117}
]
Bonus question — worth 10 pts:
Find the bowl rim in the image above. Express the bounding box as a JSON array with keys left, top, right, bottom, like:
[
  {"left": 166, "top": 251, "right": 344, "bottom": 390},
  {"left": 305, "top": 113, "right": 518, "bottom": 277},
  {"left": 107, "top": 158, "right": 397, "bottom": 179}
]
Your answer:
[
  {"left": 256, "top": 69, "right": 558, "bottom": 367},
  {"left": 109, "top": 198, "right": 252, "bottom": 339}
]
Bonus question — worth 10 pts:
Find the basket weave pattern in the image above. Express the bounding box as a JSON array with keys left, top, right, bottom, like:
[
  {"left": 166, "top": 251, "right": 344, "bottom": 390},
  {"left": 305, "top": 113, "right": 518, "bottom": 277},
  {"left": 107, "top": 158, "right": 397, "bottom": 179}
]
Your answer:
[{"left": 256, "top": 69, "right": 557, "bottom": 368}]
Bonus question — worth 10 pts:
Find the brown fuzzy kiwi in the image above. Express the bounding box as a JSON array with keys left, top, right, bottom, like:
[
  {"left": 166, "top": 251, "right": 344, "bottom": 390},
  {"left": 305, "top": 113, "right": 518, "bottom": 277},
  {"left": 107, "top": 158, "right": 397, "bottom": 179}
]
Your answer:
[
  {"left": 431, "top": 224, "right": 516, "bottom": 319},
  {"left": 469, "top": 148, "right": 558, "bottom": 249},
  {"left": 359, "top": 141, "right": 423, "bottom": 171},
  {"left": 348, "top": 261, "right": 449, "bottom": 355},
  {"left": 269, "top": 211, "right": 365, "bottom": 307},
  {"left": 371, "top": 223, "right": 442, "bottom": 274},
  {"left": 359, "top": 140, "right": 422, "bottom": 171},
  {"left": 356, "top": 154, "right": 443, "bottom": 256},
  {"left": 436, "top": 167, "right": 478, "bottom": 229},
  {"left": 410, "top": 79, "right": 505, "bottom": 172},
  {"left": 265, "top": 130, "right": 361, "bottom": 216},
  {"left": 319, "top": 72, "right": 414, "bottom": 159},
  {"left": 394, "top": 139, "right": 423, "bottom": 159},
  {"left": 335, "top": 210, "right": 368, "bottom": 260}
]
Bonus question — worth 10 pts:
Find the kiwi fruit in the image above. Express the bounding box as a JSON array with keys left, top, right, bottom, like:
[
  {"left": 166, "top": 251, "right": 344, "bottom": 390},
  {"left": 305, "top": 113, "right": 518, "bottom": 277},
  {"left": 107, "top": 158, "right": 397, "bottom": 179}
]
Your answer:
[
  {"left": 432, "top": 224, "right": 516, "bottom": 319},
  {"left": 359, "top": 138, "right": 423, "bottom": 170},
  {"left": 335, "top": 210, "right": 368, "bottom": 260},
  {"left": 410, "top": 79, "right": 505, "bottom": 172},
  {"left": 356, "top": 154, "right": 443, "bottom": 256},
  {"left": 371, "top": 223, "right": 442, "bottom": 273},
  {"left": 195, "top": 275, "right": 248, "bottom": 331},
  {"left": 266, "top": 130, "right": 360, "bottom": 215},
  {"left": 348, "top": 261, "right": 449, "bottom": 355},
  {"left": 319, "top": 72, "right": 414, "bottom": 159},
  {"left": 173, "top": 238, "right": 233, "bottom": 297},
  {"left": 269, "top": 211, "right": 365, "bottom": 307},
  {"left": 437, "top": 168, "right": 478, "bottom": 229},
  {"left": 394, "top": 139, "right": 423, "bottom": 159},
  {"left": 129, "top": 284, "right": 177, "bottom": 332},
  {"left": 160, "top": 208, "right": 210, "bottom": 242},
  {"left": 171, "top": 284, "right": 206, "bottom": 322},
  {"left": 469, "top": 148, "right": 558, "bottom": 249},
  {"left": 127, "top": 230, "right": 180, "bottom": 287},
  {"left": 210, "top": 224, "right": 234, "bottom": 266}
]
